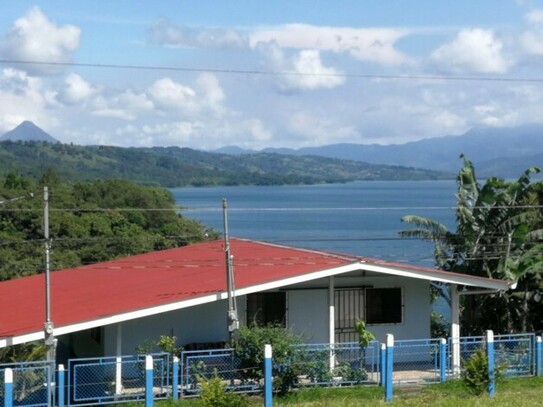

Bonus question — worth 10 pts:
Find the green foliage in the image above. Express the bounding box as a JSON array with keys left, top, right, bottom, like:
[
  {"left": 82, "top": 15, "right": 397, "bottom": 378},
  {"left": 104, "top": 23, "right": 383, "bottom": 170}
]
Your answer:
[
  {"left": 0, "top": 172, "right": 213, "bottom": 281},
  {"left": 401, "top": 157, "right": 543, "bottom": 333},
  {"left": 135, "top": 335, "right": 183, "bottom": 357},
  {"left": 0, "top": 140, "right": 450, "bottom": 188},
  {"left": 431, "top": 311, "right": 449, "bottom": 339},
  {"left": 461, "top": 349, "right": 504, "bottom": 395},
  {"left": 157, "top": 335, "right": 183, "bottom": 357},
  {"left": 233, "top": 324, "right": 304, "bottom": 394},
  {"left": 0, "top": 342, "right": 46, "bottom": 363},
  {"left": 199, "top": 376, "right": 250, "bottom": 407},
  {"left": 332, "top": 362, "right": 368, "bottom": 383},
  {"left": 354, "top": 319, "right": 375, "bottom": 348}
]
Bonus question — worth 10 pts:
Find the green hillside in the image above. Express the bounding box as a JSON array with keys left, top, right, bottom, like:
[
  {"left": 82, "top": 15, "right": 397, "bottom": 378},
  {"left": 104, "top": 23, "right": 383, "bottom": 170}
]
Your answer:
[{"left": 0, "top": 141, "right": 451, "bottom": 187}]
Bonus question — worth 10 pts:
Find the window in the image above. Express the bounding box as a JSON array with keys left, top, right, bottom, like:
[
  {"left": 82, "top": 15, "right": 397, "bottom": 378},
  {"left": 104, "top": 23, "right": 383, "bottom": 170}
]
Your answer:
[
  {"left": 246, "top": 292, "right": 286, "bottom": 327},
  {"left": 365, "top": 288, "right": 402, "bottom": 324}
]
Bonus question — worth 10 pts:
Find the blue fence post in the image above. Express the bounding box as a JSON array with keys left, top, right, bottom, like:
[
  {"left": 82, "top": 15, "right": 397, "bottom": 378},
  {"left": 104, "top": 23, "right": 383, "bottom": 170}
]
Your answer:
[
  {"left": 385, "top": 334, "right": 394, "bottom": 403},
  {"left": 379, "top": 344, "right": 386, "bottom": 386},
  {"left": 172, "top": 356, "right": 179, "bottom": 400},
  {"left": 145, "top": 355, "right": 154, "bottom": 407},
  {"left": 439, "top": 338, "right": 447, "bottom": 383},
  {"left": 58, "top": 364, "right": 65, "bottom": 407},
  {"left": 4, "top": 367, "right": 13, "bottom": 407},
  {"left": 264, "top": 344, "right": 273, "bottom": 407},
  {"left": 486, "top": 330, "right": 495, "bottom": 398},
  {"left": 536, "top": 336, "right": 542, "bottom": 377}
]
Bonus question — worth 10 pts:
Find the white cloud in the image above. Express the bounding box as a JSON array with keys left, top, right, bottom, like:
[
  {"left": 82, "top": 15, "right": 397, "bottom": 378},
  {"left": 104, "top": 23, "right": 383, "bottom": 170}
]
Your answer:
[
  {"left": 282, "top": 50, "right": 345, "bottom": 90},
  {"left": 525, "top": 8, "right": 543, "bottom": 24},
  {"left": 147, "top": 77, "right": 197, "bottom": 111},
  {"left": 520, "top": 29, "right": 543, "bottom": 55},
  {"left": 250, "top": 24, "right": 412, "bottom": 66},
  {"left": 147, "top": 74, "right": 227, "bottom": 115},
  {"left": 141, "top": 122, "right": 199, "bottom": 145},
  {"left": 196, "top": 73, "right": 225, "bottom": 109},
  {"left": 59, "top": 73, "right": 100, "bottom": 105},
  {"left": 257, "top": 43, "right": 345, "bottom": 91},
  {"left": 241, "top": 119, "right": 272, "bottom": 142},
  {"left": 0, "top": 7, "right": 81, "bottom": 75},
  {"left": 430, "top": 29, "right": 513, "bottom": 73},
  {"left": 90, "top": 90, "right": 153, "bottom": 120},
  {"left": 286, "top": 111, "right": 357, "bottom": 145},
  {"left": 148, "top": 19, "right": 248, "bottom": 49},
  {"left": 0, "top": 68, "right": 58, "bottom": 132}
]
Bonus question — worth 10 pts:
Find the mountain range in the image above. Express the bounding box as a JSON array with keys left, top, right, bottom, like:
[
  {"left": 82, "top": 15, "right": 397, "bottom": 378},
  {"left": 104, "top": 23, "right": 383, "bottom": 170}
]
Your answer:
[
  {"left": 1, "top": 121, "right": 542, "bottom": 185},
  {"left": 0, "top": 122, "right": 447, "bottom": 186},
  {"left": 216, "top": 125, "right": 543, "bottom": 178}
]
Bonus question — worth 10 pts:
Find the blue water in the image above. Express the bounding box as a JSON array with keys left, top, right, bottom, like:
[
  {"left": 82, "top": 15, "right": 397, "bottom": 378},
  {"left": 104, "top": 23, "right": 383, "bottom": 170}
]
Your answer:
[{"left": 172, "top": 180, "right": 457, "bottom": 267}]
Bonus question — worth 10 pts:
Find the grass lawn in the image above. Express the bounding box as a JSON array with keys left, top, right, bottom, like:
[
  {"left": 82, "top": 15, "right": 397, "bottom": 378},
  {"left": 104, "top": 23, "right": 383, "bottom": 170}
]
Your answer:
[{"left": 155, "top": 377, "right": 543, "bottom": 406}]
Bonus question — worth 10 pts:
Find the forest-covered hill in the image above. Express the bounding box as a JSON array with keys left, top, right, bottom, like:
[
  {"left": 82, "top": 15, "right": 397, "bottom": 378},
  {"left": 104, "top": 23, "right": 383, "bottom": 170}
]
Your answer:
[
  {"left": 0, "top": 141, "right": 451, "bottom": 187},
  {"left": 0, "top": 173, "right": 213, "bottom": 281}
]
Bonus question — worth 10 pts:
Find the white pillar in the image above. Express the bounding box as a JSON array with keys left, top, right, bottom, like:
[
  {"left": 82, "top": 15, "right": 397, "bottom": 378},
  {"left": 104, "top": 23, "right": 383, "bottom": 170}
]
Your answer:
[
  {"left": 329, "top": 276, "right": 336, "bottom": 369},
  {"left": 450, "top": 284, "right": 460, "bottom": 375},
  {"left": 115, "top": 323, "right": 123, "bottom": 394}
]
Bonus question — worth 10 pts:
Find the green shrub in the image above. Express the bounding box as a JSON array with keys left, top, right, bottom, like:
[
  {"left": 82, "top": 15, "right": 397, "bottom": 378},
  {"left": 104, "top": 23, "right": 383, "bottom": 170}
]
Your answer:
[
  {"left": 461, "top": 349, "right": 504, "bottom": 395},
  {"left": 135, "top": 335, "right": 182, "bottom": 357},
  {"left": 199, "top": 376, "right": 250, "bottom": 407},
  {"left": 233, "top": 324, "right": 304, "bottom": 394},
  {"left": 430, "top": 311, "right": 449, "bottom": 339}
]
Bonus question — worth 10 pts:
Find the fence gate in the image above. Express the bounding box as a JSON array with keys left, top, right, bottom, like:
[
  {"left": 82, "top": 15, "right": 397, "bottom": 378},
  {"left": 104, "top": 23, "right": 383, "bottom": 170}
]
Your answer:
[{"left": 335, "top": 289, "right": 364, "bottom": 343}]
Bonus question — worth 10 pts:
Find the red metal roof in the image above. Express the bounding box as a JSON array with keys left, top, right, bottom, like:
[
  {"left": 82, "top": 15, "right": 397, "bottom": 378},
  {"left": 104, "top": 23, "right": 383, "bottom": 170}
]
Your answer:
[
  {"left": 0, "top": 238, "right": 511, "bottom": 342},
  {"left": 0, "top": 238, "right": 355, "bottom": 339}
]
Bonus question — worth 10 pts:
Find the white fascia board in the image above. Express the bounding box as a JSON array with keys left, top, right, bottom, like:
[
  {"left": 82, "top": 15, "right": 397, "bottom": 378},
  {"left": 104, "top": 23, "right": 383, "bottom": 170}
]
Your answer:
[
  {"left": 0, "top": 332, "right": 43, "bottom": 348},
  {"left": 232, "top": 263, "right": 361, "bottom": 297},
  {"left": 359, "top": 262, "right": 512, "bottom": 291}
]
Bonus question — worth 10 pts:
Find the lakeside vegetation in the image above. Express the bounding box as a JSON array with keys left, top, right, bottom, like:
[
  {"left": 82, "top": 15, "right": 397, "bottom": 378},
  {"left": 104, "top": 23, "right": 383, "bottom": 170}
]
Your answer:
[
  {"left": 0, "top": 141, "right": 451, "bottom": 187},
  {"left": 0, "top": 171, "right": 213, "bottom": 281}
]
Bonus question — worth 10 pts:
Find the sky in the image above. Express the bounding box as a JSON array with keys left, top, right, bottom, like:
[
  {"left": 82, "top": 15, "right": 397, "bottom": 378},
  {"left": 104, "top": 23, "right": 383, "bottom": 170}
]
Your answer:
[{"left": 1, "top": 1, "right": 543, "bottom": 149}]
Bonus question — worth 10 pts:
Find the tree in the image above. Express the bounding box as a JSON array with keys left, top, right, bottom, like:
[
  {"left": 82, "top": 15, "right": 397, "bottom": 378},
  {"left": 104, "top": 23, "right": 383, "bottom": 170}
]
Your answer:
[
  {"left": 0, "top": 173, "right": 216, "bottom": 281},
  {"left": 400, "top": 155, "right": 543, "bottom": 333}
]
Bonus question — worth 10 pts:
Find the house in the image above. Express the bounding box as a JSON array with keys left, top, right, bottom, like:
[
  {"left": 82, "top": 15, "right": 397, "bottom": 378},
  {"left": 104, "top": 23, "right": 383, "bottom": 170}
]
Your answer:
[{"left": 0, "top": 238, "right": 514, "bottom": 368}]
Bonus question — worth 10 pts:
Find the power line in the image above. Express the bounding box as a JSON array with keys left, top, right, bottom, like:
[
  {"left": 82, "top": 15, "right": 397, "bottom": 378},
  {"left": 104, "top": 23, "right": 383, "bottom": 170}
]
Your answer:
[
  {"left": 1, "top": 204, "right": 543, "bottom": 212},
  {"left": 3, "top": 59, "right": 543, "bottom": 84}
]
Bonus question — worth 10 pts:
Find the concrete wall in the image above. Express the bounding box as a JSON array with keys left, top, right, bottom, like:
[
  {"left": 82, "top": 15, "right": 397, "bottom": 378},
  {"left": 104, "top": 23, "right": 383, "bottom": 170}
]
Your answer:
[
  {"left": 103, "top": 298, "right": 247, "bottom": 356},
  {"left": 288, "top": 289, "right": 329, "bottom": 343}
]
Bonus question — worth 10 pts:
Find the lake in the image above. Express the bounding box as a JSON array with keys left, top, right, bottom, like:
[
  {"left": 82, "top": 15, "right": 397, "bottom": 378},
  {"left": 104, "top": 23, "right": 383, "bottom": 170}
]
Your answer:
[{"left": 172, "top": 180, "right": 458, "bottom": 267}]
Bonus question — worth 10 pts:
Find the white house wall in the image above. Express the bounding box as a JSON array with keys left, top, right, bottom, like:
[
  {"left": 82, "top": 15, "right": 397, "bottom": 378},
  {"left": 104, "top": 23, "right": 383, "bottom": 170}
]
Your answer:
[
  {"left": 288, "top": 289, "right": 329, "bottom": 343},
  {"left": 103, "top": 298, "right": 247, "bottom": 356},
  {"left": 285, "top": 275, "right": 430, "bottom": 344}
]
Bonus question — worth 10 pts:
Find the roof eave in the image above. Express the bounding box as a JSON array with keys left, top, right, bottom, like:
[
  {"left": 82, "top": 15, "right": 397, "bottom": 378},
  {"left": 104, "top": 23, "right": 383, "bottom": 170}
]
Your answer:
[{"left": 359, "top": 262, "right": 514, "bottom": 291}]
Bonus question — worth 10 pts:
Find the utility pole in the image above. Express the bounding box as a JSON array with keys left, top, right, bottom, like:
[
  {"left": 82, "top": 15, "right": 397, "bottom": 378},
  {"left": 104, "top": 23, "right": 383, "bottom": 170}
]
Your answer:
[
  {"left": 223, "top": 198, "right": 239, "bottom": 342},
  {"left": 43, "top": 187, "right": 55, "bottom": 407}
]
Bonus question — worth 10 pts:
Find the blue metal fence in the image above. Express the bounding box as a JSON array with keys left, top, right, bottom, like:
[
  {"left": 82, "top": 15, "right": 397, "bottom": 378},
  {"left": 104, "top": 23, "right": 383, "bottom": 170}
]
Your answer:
[
  {"left": 494, "top": 333, "right": 535, "bottom": 377},
  {"left": 2, "top": 333, "right": 542, "bottom": 406},
  {"left": 392, "top": 338, "right": 443, "bottom": 385},
  {"left": 291, "top": 341, "right": 380, "bottom": 387},
  {"left": 66, "top": 353, "right": 169, "bottom": 406},
  {"left": 180, "top": 348, "right": 258, "bottom": 397},
  {"left": 0, "top": 361, "right": 51, "bottom": 407}
]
